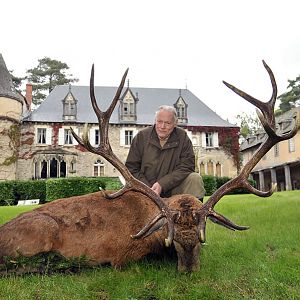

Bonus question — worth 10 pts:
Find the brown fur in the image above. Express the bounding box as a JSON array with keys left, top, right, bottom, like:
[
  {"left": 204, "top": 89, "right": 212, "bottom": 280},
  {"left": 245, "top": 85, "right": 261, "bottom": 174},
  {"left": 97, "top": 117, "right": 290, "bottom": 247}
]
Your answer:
[{"left": 0, "top": 191, "right": 203, "bottom": 271}]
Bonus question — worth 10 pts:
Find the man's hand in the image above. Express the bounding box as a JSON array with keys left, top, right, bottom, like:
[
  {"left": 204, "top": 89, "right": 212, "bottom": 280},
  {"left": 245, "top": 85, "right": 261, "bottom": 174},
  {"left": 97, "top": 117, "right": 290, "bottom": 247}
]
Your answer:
[{"left": 151, "top": 182, "right": 162, "bottom": 196}]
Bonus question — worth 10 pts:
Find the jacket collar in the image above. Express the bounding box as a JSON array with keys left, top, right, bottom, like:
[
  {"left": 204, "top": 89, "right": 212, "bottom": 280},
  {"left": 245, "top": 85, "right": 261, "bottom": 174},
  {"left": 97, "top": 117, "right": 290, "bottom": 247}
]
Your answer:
[{"left": 149, "top": 126, "right": 180, "bottom": 149}]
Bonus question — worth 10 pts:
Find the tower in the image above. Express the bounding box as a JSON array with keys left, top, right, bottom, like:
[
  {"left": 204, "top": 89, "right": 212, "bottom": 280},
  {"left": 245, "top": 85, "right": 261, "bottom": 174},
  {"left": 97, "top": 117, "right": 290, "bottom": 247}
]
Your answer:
[{"left": 0, "top": 54, "right": 23, "bottom": 180}]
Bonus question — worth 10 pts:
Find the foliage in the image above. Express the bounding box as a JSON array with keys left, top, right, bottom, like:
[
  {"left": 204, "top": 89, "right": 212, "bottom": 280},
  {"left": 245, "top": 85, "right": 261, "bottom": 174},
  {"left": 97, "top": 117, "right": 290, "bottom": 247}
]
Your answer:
[
  {"left": 203, "top": 175, "right": 256, "bottom": 196},
  {"left": 202, "top": 175, "right": 217, "bottom": 195},
  {"left": 278, "top": 75, "right": 300, "bottom": 114},
  {"left": 46, "top": 177, "right": 122, "bottom": 202},
  {"left": 0, "top": 182, "right": 15, "bottom": 205},
  {"left": 235, "top": 112, "right": 261, "bottom": 138},
  {"left": 0, "top": 124, "right": 21, "bottom": 167},
  {"left": 26, "top": 57, "right": 78, "bottom": 105},
  {"left": 9, "top": 70, "right": 26, "bottom": 90},
  {"left": 0, "top": 177, "right": 122, "bottom": 205},
  {"left": 0, "top": 180, "right": 46, "bottom": 205},
  {"left": 0, "top": 191, "right": 299, "bottom": 299}
]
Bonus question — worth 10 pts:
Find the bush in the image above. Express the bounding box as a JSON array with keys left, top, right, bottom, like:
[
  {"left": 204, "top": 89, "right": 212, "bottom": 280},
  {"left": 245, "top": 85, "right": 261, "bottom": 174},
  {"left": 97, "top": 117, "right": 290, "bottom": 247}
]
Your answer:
[
  {"left": 203, "top": 175, "right": 257, "bottom": 196},
  {"left": 13, "top": 180, "right": 46, "bottom": 204},
  {"left": 202, "top": 175, "right": 217, "bottom": 196},
  {"left": 0, "top": 181, "right": 15, "bottom": 205},
  {"left": 0, "top": 177, "right": 122, "bottom": 205},
  {"left": 0, "top": 180, "right": 46, "bottom": 205},
  {"left": 46, "top": 177, "right": 122, "bottom": 202}
]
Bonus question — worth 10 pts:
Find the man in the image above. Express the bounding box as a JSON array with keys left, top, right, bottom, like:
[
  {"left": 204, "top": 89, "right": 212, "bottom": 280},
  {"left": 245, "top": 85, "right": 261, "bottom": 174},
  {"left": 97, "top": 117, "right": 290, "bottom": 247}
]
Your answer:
[{"left": 125, "top": 105, "right": 205, "bottom": 201}]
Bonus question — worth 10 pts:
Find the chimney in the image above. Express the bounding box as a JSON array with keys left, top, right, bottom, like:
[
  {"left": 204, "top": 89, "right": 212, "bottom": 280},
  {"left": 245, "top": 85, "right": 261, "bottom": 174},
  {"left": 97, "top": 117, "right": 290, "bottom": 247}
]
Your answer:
[{"left": 25, "top": 83, "right": 33, "bottom": 111}]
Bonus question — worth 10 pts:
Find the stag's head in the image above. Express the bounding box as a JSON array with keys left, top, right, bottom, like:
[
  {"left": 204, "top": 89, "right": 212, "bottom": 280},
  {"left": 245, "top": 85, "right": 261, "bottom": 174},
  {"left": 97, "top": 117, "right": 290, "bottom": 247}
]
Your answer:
[{"left": 71, "top": 62, "right": 300, "bottom": 272}]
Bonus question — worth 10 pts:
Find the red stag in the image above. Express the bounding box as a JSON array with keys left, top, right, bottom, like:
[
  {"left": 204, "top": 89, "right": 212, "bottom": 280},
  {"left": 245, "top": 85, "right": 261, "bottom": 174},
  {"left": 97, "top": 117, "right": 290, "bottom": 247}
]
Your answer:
[{"left": 0, "top": 61, "right": 298, "bottom": 272}]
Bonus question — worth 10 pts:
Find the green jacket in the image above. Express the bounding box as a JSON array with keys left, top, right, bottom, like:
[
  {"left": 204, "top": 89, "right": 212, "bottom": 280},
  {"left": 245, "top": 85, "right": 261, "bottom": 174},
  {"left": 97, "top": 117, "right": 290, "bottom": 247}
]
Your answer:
[{"left": 125, "top": 125, "right": 195, "bottom": 197}]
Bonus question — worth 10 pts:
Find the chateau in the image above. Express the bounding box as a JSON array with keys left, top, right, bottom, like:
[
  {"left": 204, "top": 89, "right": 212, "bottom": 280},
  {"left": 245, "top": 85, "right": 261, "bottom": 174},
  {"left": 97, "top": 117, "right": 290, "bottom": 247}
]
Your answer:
[
  {"left": 0, "top": 54, "right": 239, "bottom": 181},
  {"left": 240, "top": 107, "right": 300, "bottom": 191}
]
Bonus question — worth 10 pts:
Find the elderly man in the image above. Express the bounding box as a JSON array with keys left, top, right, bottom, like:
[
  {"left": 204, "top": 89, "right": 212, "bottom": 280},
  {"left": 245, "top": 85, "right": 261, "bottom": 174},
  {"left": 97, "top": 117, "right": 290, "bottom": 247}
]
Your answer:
[{"left": 125, "top": 105, "right": 205, "bottom": 201}]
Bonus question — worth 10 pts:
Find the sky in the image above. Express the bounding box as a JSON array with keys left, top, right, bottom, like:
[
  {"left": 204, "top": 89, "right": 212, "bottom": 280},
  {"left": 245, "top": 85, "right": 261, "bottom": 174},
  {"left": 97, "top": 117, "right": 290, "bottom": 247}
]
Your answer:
[{"left": 1, "top": 0, "right": 300, "bottom": 124}]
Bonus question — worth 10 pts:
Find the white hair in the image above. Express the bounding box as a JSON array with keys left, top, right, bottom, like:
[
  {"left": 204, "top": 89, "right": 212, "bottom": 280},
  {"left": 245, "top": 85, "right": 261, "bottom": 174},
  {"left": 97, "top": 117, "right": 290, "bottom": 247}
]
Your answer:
[{"left": 155, "top": 105, "right": 178, "bottom": 122}]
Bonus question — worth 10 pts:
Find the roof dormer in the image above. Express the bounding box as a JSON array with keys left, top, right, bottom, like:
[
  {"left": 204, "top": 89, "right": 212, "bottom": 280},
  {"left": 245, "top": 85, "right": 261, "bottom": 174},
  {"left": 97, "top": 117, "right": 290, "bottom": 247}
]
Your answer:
[
  {"left": 62, "top": 85, "right": 77, "bottom": 121},
  {"left": 174, "top": 90, "right": 188, "bottom": 125},
  {"left": 118, "top": 83, "right": 138, "bottom": 123}
]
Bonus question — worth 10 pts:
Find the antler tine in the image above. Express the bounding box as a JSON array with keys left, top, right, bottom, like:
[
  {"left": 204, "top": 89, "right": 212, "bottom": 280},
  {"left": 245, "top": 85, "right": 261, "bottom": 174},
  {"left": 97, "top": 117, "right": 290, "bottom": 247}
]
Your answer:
[
  {"left": 223, "top": 60, "right": 277, "bottom": 129},
  {"left": 72, "top": 66, "right": 176, "bottom": 247},
  {"left": 198, "top": 62, "right": 300, "bottom": 242}
]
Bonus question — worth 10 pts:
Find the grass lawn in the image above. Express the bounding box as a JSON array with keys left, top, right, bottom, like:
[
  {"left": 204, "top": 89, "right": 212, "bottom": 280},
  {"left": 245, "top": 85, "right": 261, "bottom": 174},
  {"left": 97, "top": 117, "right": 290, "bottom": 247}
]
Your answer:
[{"left": 0, "top": 191, "right": 299, "bottom": 299}]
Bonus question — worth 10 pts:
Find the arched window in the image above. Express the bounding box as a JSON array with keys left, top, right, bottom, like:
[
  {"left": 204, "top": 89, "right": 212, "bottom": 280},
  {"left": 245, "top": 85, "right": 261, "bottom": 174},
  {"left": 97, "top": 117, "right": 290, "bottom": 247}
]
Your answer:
[
  {"left": 216, "top": 162, "right": 221, "bottom": 177},
  {"left": 50, "top": 158, "right": 58, "bottom": 178},
  {"left": 60, "top": 161, "right": 66, "bottom": 177},
  {"left": 207, "top": 161, "right": 214, "bottom": 175},
  {"left": 41, "top": 160, "right": 47, "bottom": 179},
  {"left": 94, "top": 159, "right": 105, "bottom": 176},
  {"left": 200, "top": 162, "right": 205, "bottom": 175}
]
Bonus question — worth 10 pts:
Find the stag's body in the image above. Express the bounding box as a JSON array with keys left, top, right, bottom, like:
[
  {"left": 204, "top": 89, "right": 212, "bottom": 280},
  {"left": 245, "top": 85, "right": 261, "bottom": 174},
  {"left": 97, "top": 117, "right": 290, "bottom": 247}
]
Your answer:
[{"left": 0, "top": 191, "right": 202, "bottom": 270}]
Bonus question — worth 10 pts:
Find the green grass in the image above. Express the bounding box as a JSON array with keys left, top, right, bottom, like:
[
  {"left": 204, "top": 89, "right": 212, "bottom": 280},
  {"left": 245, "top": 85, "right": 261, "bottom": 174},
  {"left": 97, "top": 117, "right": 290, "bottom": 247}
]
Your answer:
[
  {"left": 0, "top": 205, "right": 39, "bottom": 225},
  {"left": 0, "top": 191, "right": 299, "bottom": 299}
]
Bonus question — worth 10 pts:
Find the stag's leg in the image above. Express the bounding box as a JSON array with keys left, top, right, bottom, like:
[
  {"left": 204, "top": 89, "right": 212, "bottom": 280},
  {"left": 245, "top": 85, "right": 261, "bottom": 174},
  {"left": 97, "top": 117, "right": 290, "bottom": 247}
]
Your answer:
[{"left": 0, "top": 214, "right": 61, "bottom": 259}]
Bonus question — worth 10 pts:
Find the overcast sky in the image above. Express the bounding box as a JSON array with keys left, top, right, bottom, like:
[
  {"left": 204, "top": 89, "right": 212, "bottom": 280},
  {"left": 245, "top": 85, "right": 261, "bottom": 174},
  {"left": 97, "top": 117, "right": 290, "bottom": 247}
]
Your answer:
[{"left": 2, "top": 0, "right": 300, "bottom": 123}]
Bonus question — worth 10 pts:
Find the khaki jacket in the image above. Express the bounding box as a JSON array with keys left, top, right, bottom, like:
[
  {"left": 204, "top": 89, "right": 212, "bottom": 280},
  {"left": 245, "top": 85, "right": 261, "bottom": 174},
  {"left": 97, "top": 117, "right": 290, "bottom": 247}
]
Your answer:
[{"left": 125, "top": 126, "right": 195, "bottom": 197}]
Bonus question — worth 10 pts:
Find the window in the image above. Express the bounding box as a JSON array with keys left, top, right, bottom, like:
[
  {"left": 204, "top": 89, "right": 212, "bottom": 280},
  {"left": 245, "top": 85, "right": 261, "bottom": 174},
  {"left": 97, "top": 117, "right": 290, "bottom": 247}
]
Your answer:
[
  {"left": 206, "top": 133, "right": 213, "bottom": 147},
  {"left": 94, "top": 160, "right": 104, "bottom": 176},
  {"left": 207, "top": 161, "right": 214, "bottom": 175},
  {"left": 64, "top": 129, "right": 73, "bottom": 145},
  {"left": 202, "top": 132, "right": 219, "bottom": 148},
  {"left": 37, "top": 128, "right": 46, "bottom": 144},
  {"left": 123, "top": 102, "right": 134, "bottom": 115},
  {"left": 120, "top": 128, "right": 138, "bottom": 146},
  {"left": 125, "top": 130, "right": 133, "bottom": 145},
  {"left": 288, "top": 138, "right": 295, "bottom": 152},
  {"left": 200, "top": 162, "right": 205, "bottom": 175},
  {"left": 95, "top": 129, "right": 100, "bottom": 145},
  {"left": 216, "top": 163, "right": 221, "bottom": 177}
]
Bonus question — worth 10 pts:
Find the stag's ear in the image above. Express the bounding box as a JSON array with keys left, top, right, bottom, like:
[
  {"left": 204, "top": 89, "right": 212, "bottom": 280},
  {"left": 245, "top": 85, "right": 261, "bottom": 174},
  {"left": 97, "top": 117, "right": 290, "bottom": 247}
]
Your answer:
[{"left": 131, "top": 217, "right": 168, "bottom": 239}]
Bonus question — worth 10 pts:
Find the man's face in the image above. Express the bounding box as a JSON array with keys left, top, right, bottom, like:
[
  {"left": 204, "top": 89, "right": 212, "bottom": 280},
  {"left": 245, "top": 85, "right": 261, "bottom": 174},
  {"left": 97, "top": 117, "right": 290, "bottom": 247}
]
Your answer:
[{"left": 155, "top": 110, "right": 176, "bottom": 140}]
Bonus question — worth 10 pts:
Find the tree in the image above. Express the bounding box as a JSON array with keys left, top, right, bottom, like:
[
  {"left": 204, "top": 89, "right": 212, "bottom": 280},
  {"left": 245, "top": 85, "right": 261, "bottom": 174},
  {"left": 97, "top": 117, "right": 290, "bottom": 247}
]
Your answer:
[
  {"left": 9, "top": 70, "right": 26, "bottom": 90},
  {"left": 26, "top": 57, "right": 79, "bottom": 105},
  {"left": 235, "top": 112, "right": 261, "bottom": 139},
  {"left": 277, "top": 75, "right": 300, "bottom": 114}
]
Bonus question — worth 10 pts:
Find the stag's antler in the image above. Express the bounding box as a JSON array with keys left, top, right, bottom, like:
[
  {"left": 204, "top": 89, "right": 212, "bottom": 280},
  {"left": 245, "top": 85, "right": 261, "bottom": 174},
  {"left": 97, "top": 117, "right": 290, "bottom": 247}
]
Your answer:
[
  {"left": 198, "top": 60, "right": 300, "bottom": 242},
  {"left": 71, "top": 65, "right": 175, "bottom": 246}
]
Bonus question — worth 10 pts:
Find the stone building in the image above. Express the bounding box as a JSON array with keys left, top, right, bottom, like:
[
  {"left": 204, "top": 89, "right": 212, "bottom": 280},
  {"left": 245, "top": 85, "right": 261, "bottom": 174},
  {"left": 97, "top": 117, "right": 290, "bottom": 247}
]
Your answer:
[
  {"left": 0, "top": 54, "right": 240, "bottom": 181},
  {"left": 240, "top": 107, "right": 300, "bottom": 191}
]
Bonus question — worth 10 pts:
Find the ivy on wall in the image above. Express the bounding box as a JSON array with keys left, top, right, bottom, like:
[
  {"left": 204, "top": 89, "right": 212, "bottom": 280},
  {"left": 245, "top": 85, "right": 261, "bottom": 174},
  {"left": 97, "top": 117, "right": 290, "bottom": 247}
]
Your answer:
[
  {"left": 0, "top": 124, "right": 21, "bottom": 166},
  {"left": 187, "top": 125, "right": 240, "bottom": 168}
]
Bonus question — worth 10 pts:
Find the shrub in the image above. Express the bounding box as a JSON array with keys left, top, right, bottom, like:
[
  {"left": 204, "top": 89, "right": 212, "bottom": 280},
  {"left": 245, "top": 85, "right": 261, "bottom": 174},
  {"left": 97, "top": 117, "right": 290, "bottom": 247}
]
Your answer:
[
  {"left": 0, "top": 177, "right": 122, "bottom": 205},
  {"left": 202, "top": 175, "right": 217, "bottom": 196},
  {"left": 0, "top": 180, "right": 46, "bottom": 205},
  {"left": 0, "top": 181, "right": 15, "bottom": 205},
  {"left": 13, "top": 180, "right": 46, "bottom": 204},
  {"left": 46, "top": 177, "right": 122, "bottom": 202},
  {"left": 203, "top": 175, "right": 257, "bottom": 196}
]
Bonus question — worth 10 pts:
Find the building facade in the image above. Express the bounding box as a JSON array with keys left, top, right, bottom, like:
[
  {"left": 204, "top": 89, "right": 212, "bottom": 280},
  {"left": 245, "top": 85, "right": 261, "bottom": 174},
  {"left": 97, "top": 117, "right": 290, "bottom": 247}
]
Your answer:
[
  {"left": 240, "top": 107, "right": 300, "bottom": 191},
  {"left": 0, "top": 54, "right": 240, "bottom": 181}
]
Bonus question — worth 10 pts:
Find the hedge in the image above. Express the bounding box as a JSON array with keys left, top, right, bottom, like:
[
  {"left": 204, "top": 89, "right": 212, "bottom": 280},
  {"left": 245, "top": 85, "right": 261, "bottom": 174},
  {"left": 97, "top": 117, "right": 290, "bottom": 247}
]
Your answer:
[
  {"left": 0, "top": 180, "right": 46, "bottom": 205},
  {"left": 0, "top": 177, "right": 122, "bottom": 205},
  {"left": 46, "top": 177, "right": 115, "bottom": 202},
  {"left": 0, "top": 175, "right": 255, "bottom": 205},
  {"left": 202, "top": 175, "right": 256, "bottom": 196}
]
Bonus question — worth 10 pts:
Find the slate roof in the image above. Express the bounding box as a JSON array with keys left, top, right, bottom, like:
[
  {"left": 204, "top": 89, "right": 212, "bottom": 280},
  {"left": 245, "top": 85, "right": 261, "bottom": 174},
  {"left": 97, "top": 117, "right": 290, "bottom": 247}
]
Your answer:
[
  {"left": 0, "top": 53, "right": 20, "bottom": 101},
  {"left": 240, "top": 107, "right": 300, "bottom": 151},
  {"left": 24, "top": 85, "right": 236, "bottom": 127}
]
